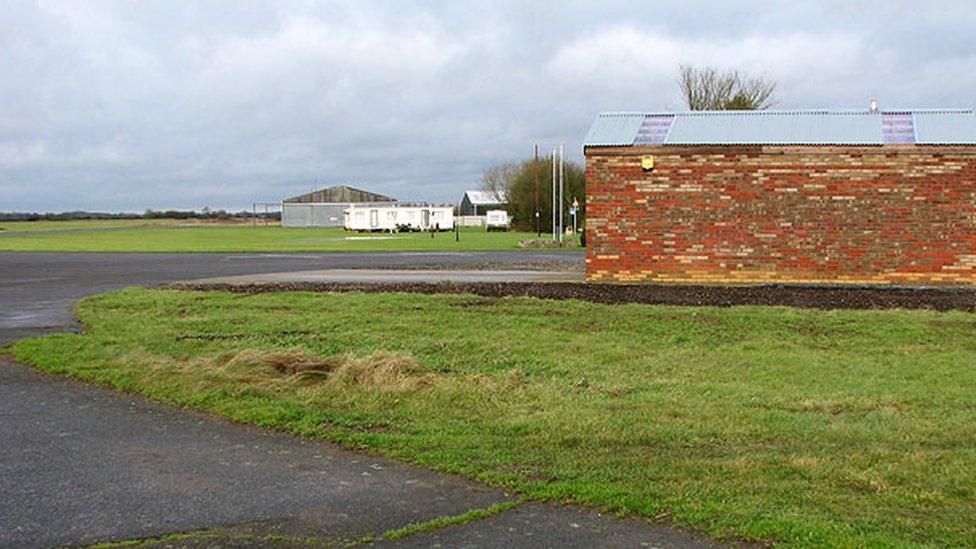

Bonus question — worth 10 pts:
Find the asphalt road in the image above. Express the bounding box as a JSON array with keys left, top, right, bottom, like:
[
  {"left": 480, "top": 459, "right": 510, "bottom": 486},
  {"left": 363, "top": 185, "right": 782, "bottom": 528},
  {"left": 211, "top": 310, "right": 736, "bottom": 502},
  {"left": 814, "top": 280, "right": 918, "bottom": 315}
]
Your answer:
[
  {"left": 0, "top": 251, "right": 717, "bottom": 548},
  {"left": 0, "top": 252, "right": 581, "bottom": 346},
  {"left": 182, "top": 268, "right": 584, "bottom": 286}
]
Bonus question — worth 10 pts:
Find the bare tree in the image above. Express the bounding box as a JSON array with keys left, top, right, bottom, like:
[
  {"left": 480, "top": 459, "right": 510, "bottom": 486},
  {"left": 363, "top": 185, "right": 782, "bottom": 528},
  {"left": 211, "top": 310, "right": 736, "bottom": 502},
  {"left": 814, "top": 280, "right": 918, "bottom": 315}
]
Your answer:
[
  {"left": 480, "top": 162, "right": 519, "bottom": 201},
  {"left": 725, "top": 77, "right": 776, "bottom": 110},
  {"left": 477, "top": 157, "right": 585, "bottom": 231},
  {"left": 678, "top": 65, "right": 736, "bottom": 110},
  {"left": 678, "top": 65, "right": 776, "bottom": 110}
]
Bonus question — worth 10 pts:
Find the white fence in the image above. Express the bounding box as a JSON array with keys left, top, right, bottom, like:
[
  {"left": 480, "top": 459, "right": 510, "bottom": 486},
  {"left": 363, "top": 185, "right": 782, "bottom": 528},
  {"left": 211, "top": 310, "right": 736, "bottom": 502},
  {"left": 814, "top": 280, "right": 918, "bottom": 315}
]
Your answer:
[{"left": 457, "top": 215, "right": 486, "bottom": 228}]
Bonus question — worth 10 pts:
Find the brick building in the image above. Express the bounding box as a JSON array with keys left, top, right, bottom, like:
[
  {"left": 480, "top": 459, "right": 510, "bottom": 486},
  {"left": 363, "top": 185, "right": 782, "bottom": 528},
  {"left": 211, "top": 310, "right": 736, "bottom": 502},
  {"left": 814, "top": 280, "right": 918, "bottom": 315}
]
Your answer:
[{"left": 583, "top": 109, "right": 976, "bottom": 285}]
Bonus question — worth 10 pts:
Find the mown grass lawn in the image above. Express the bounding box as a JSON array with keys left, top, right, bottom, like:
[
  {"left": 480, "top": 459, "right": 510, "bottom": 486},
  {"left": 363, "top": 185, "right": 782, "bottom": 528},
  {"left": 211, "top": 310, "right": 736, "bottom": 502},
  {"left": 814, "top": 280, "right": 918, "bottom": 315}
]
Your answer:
[
  {"left": 0, "top": 218, "right": 205, "bottom": 233},
  {"left": 9, "top": 289, "right": 976, "bottom": 546},
  {"left": 0, "top": 223, "right": 552, "bottom": 252}
]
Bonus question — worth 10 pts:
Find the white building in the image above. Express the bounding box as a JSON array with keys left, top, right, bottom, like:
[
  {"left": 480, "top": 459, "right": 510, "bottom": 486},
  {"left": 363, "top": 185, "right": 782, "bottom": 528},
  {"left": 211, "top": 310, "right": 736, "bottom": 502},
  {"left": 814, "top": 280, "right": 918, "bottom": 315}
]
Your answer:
[
  {"left": 485, "top": 209, "right": 510, "bottom": 231},
  {"left": 343, "top": 205, "right": 454, "bottom": 232},
  {"left": 458, "top": 190, "right": 507, "bottom": 216}
]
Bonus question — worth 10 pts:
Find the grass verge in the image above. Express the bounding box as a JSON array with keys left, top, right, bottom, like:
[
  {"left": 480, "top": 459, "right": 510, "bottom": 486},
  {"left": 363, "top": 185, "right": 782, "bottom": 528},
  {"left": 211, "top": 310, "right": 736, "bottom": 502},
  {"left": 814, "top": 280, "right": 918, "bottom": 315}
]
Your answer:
[
  {"left": 9, "top": 288, "right": 976, "bottom": 546},
  {"left": 0, "top": 223, "right": 554, "bottom": 252},
  {"left": 85, "top": 528, "right": 329, "bottom": 548},
  {"left": 374, "top": 500, "right": 522, "bottom": 542},
  {"left": 84, "top": 501, "right": 522, "bottom": 548}
]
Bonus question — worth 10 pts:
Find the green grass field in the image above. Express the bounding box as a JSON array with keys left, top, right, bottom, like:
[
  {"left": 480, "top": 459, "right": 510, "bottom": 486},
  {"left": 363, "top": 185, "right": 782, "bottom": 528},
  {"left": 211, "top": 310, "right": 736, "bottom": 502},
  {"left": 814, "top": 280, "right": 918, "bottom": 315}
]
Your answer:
[
  {"left": 0, "top": 221, "right": 553, "bottom": 252},
  {"left": 9, "top": 289, "right": 975, "bottom": 546},
  {"left": 0, "top": 218, "right": 200, "bottom": 232}
]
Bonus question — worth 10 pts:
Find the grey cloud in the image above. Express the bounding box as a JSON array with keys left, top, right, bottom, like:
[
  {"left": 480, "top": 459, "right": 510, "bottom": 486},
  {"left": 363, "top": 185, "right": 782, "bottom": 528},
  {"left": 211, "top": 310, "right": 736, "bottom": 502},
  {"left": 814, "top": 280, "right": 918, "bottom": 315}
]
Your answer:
[{"left": 1, "top": 0, "right": 974, "bottom": 211}]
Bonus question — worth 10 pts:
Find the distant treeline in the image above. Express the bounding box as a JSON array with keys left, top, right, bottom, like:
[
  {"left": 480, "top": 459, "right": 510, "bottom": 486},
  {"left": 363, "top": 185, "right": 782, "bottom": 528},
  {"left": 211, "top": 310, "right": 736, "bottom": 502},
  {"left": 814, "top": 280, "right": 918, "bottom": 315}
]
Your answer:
[{"left": 0, "top": 209, "right": 281, "bottom": 221}]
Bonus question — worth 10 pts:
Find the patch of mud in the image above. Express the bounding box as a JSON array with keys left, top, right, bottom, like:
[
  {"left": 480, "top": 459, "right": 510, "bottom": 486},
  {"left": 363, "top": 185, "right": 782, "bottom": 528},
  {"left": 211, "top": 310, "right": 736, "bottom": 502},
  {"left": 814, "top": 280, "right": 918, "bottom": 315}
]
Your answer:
[
  {"left": 451, "top": 298, "right": 497, "bottom": 309},
  {"left": 377, "top": 261, "right": 585, "bottom": 273},
  {"left": 167, "top": 281, "right": 976, "bottom": 312}
]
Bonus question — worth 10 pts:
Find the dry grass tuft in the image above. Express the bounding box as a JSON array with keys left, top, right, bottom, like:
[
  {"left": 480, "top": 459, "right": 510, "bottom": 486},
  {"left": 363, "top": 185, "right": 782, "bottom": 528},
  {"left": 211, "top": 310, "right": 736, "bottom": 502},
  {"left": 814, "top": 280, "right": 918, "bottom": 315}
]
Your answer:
[
  {"left": 224, "top": 349, "right": 339, "bottom": 375},
  {"left": 328, "top": 351, "right": 433, "bottom": 391},
  {"left": 211, "top": 348, "right": 432, "bottom": 391}
]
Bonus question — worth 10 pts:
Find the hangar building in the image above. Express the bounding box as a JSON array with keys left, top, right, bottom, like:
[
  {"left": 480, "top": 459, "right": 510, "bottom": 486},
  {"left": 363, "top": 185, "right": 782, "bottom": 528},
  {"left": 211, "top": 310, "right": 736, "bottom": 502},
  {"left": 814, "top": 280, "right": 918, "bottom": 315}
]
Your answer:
[
  {"left": 282, "top": 185, "right": 396, "bottom": 228},
  {"left": 459, "top": 190, "right": 507, "bottom": 216}
]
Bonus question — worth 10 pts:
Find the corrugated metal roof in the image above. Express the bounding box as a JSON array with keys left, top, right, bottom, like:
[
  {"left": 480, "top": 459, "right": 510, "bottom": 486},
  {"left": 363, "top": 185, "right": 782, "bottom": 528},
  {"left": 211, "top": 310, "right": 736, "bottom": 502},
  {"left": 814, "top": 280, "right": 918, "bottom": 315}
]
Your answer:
[
  {"left": 582, "top": 113, "right": 646, "bottom": 146},
  {"left": 463, "top": 190, "right": 507, "bottom": 205},
  {"left": 284, "top": 185, "right": 396, "bottom": 204},
  {"left": 584, "top": 109, "right": 976, "bottom": 147},
  {"left": 881, "top": 112, "right": 915, "bottom": 144},
  {"left": 634, "top": 115, "right": 675, "bottom": 145},
  {"left": 913, "top": 111, "right": 976, "bottom": 144},
  {"left": 667, "top": 111, "right": 883, "bottom": 145}
]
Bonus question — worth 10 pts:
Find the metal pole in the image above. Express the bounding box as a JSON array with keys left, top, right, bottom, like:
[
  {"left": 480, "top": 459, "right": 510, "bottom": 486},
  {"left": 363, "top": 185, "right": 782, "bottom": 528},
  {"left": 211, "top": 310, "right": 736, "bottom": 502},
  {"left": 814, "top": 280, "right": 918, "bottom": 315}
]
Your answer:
[
  {"left": 533, "top": 144, "right": 540, "bottom": 237},
  {"left": 558, "top": 145, "right": 564, "bottom": 243},
  {"left": 551, "top": 149, "right": 556, "bottom": 240}
]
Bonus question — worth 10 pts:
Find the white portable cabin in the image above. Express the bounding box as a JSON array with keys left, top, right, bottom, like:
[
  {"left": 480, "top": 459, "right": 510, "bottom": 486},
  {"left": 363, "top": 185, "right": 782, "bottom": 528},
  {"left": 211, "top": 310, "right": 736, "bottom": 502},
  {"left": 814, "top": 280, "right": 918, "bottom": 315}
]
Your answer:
[
  {"left": 485, "top": 209, "right": 510, "bottom": 231},
  {"left": 343, "top": 206, "right": 454, "bottom": 232}
]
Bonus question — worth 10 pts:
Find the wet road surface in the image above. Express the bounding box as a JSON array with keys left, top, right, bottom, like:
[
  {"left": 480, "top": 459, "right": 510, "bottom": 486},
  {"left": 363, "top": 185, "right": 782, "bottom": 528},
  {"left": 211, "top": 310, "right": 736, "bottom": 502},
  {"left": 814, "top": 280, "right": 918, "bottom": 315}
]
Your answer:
[{"left": 0, "top": 251, "right": 718, "bottom": 548}]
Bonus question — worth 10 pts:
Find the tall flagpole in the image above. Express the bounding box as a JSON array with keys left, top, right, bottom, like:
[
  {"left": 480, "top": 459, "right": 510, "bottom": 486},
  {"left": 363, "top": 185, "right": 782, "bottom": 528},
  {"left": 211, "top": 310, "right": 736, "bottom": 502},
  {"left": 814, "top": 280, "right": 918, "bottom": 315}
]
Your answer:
[
  {"left": 533, "top": 144, "right": 539, "bottom": 237},
  {"left": 558, "top": 145, "right": 564, "bottom": 243},
  {"left": 551, "top": 148, "right": 556, "bottom": 240}
]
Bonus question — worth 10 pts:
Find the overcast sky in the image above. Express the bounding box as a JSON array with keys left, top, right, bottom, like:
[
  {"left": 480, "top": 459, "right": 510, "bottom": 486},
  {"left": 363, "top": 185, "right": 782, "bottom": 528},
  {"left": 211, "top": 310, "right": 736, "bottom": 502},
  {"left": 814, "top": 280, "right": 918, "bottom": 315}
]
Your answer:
[{"left": 2, "top": 1, "right": 975, "bottom": 212}]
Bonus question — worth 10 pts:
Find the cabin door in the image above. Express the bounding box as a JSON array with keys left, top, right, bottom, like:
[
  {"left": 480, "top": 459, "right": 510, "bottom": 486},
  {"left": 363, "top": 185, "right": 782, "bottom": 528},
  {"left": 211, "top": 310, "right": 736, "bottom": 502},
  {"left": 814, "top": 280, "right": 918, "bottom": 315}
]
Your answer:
[
  {"left": 421, "top": 209, "right": 430, "bottom": 229},
  {"left": 369, "top": 209, "right": 379, "bottom": 229}
]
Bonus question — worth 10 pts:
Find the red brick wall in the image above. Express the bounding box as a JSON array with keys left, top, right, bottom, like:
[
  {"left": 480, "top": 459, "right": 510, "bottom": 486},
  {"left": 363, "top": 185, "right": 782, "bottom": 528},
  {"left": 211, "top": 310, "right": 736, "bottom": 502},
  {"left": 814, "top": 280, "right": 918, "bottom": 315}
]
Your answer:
[{"left": 585, "top": 145, "right": 976, "bottom": 285}]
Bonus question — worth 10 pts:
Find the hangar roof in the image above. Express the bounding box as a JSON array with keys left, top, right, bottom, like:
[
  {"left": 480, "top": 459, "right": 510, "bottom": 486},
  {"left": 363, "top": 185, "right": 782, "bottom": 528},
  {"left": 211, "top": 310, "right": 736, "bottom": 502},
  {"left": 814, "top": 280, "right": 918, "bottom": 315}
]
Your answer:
[
  {"left": 583, "top": 109, "right": 976, "bottom": 147},
  {"left": 462, "top": 190, "right": 507, "bottom": 205},
  {"left": 284, "top": 185, "right": 396, "bottom": 204}
]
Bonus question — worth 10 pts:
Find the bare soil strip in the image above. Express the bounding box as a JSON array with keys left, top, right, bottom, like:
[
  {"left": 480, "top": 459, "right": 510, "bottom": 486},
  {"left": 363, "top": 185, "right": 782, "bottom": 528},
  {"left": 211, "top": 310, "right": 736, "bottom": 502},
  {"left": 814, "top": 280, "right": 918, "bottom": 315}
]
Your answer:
[{"left": 168, "top": 281, "right": 976, "bottom": 312}]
